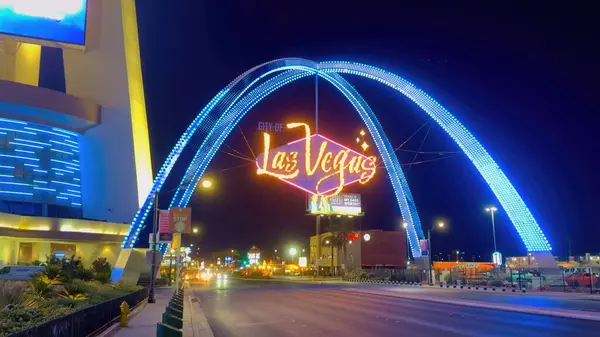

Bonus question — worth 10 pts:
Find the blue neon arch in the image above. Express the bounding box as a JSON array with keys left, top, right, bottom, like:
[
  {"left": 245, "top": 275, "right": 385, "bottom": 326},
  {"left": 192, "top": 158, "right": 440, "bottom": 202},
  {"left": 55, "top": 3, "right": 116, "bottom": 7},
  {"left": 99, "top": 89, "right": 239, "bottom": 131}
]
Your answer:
[{"left": 122, "top": 58, "right": 552, "bottom": 257}]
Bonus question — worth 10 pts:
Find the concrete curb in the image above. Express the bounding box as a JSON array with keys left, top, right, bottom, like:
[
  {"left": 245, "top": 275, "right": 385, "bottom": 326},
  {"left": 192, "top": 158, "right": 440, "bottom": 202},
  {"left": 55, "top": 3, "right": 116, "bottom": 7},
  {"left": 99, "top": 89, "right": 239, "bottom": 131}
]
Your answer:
[
  {"left": 343, "top": 288, "right": 600, "bottom": 322},
  {"left": 185, "top": 292, "right": 214, "bottom": 337}
]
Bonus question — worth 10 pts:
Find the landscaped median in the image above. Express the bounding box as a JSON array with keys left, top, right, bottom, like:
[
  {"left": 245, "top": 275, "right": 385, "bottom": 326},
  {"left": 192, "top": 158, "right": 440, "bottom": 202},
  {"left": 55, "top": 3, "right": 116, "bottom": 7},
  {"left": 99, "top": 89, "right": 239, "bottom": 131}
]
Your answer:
[{"left": 0, "top": 256, "right": 146, "bottom": 337}]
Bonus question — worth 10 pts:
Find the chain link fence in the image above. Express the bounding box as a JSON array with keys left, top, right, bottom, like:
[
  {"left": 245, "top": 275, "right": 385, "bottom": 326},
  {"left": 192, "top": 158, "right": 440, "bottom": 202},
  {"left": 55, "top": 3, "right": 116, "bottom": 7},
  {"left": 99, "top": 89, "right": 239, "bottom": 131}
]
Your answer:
[{"left": 345, "top": 266, "right": 600, "bottom": 294}]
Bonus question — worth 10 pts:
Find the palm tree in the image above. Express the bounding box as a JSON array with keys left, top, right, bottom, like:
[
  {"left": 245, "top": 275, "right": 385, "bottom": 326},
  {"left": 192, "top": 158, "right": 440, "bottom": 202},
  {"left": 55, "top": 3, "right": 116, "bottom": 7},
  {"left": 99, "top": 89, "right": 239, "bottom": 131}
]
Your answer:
[{"left": 326, "top": 216, "right": 357, "bottom": 276}]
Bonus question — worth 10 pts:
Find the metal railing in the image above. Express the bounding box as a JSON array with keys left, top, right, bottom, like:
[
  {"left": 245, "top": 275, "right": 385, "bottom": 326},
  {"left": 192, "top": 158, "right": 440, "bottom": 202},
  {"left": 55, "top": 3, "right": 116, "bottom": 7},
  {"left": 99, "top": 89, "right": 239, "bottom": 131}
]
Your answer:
[{"left": 9, "top": 287, "right": 149, "bottom": 337}]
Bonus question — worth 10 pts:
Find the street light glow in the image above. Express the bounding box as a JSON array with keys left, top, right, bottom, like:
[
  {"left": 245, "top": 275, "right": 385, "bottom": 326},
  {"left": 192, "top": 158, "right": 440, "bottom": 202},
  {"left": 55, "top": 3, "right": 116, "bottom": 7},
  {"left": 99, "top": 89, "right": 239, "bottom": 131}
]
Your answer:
[
  {"left": 402, "top": 221, "right": 408, "bottom": 229},
  {"left": 486, "top": 206, "right": 498, "bottom": 212},
  {"left": 193, "top": 228, "right": 199, "bottom": 234},
  {"left": 289, "top": 247, "right": 297, "bottom": 256},
  {"left": 201, "top": 179, "right": 212, "bottom": 188},
  {"left": 438, "top": 222, "right": 445, "bottom": 228}
]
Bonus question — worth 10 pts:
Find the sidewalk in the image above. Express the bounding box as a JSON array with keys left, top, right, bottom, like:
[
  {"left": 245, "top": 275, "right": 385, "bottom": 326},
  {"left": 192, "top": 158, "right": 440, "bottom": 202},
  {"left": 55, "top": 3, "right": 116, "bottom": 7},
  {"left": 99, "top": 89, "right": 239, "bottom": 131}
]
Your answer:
[{"left": 109, "top": 287, "right": 172, "bottom": 337}]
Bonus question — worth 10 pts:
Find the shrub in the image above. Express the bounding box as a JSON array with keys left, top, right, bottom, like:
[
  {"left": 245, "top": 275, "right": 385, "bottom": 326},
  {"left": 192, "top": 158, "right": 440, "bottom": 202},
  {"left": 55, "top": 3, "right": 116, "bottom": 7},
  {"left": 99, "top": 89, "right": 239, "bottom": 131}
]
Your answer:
[
  {"left": 92, "top": 257, "right": 112, "bottom": 275},
  {"left": 74, "top": 268, "right": 95, "bottom": 281},
  {"left": 0, "top": 305, "right": 45, "bottom": 336},
  {"left": 94, "top": 272, "right": 112, "bottom": 284},
  {"left": 112, "top": 281, "right": 142, "bottom": 293},
  {"left": 60, "top": 256, "right": 84, "bottom": 282},
  {"left": 0, "top": 281, "right": 26, "bottom": 309},
  {"left": 31, "top": 260, "right": 43, "bottom": 266},
  {"left": 63, "top": 279, "right": 91, "bottom": 296},
  {"left": 488, "top": 279, "right": 504, "bottom": 287}
]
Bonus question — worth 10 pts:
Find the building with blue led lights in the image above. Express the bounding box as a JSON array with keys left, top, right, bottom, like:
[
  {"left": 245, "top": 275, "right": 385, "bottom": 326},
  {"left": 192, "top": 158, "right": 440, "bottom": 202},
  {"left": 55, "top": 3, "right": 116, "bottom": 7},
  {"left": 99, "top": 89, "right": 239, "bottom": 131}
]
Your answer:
[
  {"left": 0, "top": 1, "right": 152, "bottom": 269},
  {"left": 0, "top": 118, "right": 82, "bottom": 216}
]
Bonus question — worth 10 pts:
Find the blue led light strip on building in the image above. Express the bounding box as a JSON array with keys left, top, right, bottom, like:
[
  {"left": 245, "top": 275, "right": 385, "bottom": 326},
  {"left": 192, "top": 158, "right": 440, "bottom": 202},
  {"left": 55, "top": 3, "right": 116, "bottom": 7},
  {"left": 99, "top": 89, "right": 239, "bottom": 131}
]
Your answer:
[
  {"left": 122, "top": 59, "right": 551, "bottom": 255},
  {"left": 0, "top": 118, "right": 82, "bottom": 208}
]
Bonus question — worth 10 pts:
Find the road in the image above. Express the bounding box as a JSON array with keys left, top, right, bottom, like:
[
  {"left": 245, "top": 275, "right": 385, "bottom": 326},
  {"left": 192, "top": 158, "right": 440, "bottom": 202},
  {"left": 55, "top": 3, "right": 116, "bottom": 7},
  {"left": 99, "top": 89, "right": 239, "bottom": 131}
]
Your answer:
[{"left": 190, "top": 278, "right": 600, "bottom": 337}]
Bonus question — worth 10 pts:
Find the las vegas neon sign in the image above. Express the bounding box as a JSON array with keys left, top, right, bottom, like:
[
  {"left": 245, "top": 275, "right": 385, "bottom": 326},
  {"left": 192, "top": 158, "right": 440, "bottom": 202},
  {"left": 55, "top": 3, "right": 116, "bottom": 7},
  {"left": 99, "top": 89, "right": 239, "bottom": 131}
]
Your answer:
[{"left": 256, "top": 123, "right": 377, "bottom": 196}]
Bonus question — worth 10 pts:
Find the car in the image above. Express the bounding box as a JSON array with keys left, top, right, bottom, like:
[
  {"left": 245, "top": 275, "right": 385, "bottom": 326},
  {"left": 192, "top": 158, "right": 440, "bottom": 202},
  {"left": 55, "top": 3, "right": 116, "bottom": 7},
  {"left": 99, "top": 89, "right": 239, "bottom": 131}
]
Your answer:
[
  {"left": 565, "top": 272, "right": 599, "bottom": 288},
  {"left": 0, "top": 265, "right": 45, "bottom": 280}
]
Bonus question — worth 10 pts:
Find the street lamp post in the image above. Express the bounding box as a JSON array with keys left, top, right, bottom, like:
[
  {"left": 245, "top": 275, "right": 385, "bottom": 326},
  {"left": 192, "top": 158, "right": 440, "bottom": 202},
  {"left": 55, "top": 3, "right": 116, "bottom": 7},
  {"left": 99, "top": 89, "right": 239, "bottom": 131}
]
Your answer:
[
  {"left": 148, "top": 194, "right": 159, "bottom": 303},
  {"left": 428, "top": 222, "right": 445, "bottom": 285},
  {"left": 486, "top": 206, "right": 498, "bottom": 264},
  {"left": 289, "top": 247, "right": 298, "bottom": 265},
  {"left": 168, "top": 248, "right": 174, "bottom": 286},
  {"left": 485, "top": 207, "right": 498, "bottom": 252},
  {"left": 402, "top": 221, "right": 410, "bottom": 266}
]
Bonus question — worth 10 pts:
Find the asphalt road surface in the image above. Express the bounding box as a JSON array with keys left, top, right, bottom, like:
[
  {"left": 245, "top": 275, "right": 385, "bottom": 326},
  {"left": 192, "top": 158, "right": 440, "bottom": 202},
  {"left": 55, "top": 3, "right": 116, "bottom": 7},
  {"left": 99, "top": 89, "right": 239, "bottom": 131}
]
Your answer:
[{"left": 190, "top": 279, "right": 600, "bottom": 337}]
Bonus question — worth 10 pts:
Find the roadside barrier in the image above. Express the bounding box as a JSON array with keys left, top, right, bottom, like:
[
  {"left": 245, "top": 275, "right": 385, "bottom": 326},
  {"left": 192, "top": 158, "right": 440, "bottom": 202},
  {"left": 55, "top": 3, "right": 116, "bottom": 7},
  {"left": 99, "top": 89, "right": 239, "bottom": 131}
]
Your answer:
[
  {"left": 344, "top": 278, "right": 528, "bottom": 293},
  {"left": 156, "top": 289, "right": 185, "bottom": 337}
]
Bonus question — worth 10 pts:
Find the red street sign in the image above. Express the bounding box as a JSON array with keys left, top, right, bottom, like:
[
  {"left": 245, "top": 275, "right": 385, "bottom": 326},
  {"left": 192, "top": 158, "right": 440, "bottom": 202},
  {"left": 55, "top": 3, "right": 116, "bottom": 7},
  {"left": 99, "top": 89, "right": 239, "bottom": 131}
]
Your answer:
[{"left": 159, "top": 210, "right": 171, "bottom": 233}]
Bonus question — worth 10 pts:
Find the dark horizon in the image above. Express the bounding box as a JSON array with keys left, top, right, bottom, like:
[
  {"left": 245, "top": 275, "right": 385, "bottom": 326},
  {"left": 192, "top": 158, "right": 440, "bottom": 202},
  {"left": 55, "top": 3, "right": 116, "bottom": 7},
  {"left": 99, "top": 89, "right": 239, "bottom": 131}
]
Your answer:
[{"left": 135, "top": 1, "right": 600, "bottom": 259}]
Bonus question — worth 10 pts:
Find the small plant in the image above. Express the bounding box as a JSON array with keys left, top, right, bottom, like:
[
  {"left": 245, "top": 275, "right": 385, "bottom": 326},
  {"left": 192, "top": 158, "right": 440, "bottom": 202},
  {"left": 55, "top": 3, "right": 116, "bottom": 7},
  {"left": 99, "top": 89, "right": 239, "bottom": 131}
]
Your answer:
[
  {"left": 28, "top": 277, "right": 53, "bottom": 299},
  {"left": 40, "top": 264, "right": 63, "bottom": 285},
  {"left": 58, "top": 291, "right": 88, "bottom": 301}
]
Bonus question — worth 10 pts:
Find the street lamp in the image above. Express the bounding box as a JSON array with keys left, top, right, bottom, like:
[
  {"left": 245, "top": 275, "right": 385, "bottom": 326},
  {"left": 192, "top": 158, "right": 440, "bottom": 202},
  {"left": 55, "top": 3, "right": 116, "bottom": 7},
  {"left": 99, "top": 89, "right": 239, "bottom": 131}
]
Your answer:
[
  {"left": 193, "top": 228, "right": 199, "bottom": 234},
  {"left": 427, "top": 222, "right": 445, "bottom": 284},
  {"left": 201, "top": 179, "right": 212, "bottom": 189},
  {"left": 289, "top": 247, "right": 298, "bottom": 264},
  {"left": 485, "top": 206, "right": 498, "bottom": 255},
  {"left": 401, "top": 221, "right": 410, "bottom": 265}
]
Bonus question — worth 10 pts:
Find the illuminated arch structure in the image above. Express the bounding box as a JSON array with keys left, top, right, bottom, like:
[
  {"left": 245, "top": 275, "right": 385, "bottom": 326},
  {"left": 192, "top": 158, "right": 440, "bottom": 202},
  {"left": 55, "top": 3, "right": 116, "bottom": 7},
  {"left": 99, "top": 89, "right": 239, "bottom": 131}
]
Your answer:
[{"left": 121, "top": 58, "right": 552, "bottom": 262}]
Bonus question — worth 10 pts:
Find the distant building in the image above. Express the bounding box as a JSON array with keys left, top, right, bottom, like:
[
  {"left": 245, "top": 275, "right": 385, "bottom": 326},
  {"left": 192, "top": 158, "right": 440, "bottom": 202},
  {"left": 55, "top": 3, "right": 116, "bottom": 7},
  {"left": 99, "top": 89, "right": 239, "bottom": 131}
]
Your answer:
[
  {"left": 310, "top": 230, "right": 407, "bottom": 274},
  {"left": 506, "top": 253, "right": 600, "bottom": 270}
]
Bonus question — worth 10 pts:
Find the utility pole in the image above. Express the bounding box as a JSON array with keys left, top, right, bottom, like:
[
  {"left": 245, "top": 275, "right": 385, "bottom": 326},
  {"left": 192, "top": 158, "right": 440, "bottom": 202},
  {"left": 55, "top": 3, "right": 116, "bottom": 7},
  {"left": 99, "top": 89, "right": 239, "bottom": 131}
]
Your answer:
[
  {"left": 316, "top": 215, "right": 321, "bottom": 277},
  {"left": 148, "top": 194, "right": 158, "bottom": 303},
  {"left": 427, "top": 229, "right": 432, "bottom": 285}
]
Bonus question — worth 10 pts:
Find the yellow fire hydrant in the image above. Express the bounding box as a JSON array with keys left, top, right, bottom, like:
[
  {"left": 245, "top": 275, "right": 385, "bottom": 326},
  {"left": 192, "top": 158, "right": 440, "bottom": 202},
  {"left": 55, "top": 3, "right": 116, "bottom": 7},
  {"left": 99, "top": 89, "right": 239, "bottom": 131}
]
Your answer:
[{"left": 120, "top": 301, "right": 130, "bottom": 327}]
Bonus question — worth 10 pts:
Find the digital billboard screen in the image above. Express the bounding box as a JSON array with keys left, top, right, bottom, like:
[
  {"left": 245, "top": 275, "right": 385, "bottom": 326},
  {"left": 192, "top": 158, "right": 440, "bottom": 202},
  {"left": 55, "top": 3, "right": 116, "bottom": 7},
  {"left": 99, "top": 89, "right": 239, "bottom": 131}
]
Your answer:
[
  {"left": 308, "top": 193, "right": 362, "bottom": 215},
  {"left": 0, "top": 0, "right": 88, "bottom": 46}
]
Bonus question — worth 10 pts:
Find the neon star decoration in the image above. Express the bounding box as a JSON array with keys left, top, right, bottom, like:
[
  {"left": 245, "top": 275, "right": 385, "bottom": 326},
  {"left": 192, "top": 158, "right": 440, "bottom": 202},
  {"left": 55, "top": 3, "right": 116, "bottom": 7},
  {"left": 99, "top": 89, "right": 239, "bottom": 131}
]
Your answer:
[{"left": 257, "top": 123, "right": 377, "bottom": 196}]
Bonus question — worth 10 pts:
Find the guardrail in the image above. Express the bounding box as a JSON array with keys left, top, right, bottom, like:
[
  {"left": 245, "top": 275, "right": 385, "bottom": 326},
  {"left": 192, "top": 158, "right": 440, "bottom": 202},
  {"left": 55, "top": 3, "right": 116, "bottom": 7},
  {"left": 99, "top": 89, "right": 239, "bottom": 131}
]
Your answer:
[
  {"left": 156, "top": 289, "right": 185, "bottom": 337},
  {"left": 10, "top": 287, "right": 149, "bottom": 337},
  {"left": 343, "top": 277, "right": 528, "bottom": 292}
]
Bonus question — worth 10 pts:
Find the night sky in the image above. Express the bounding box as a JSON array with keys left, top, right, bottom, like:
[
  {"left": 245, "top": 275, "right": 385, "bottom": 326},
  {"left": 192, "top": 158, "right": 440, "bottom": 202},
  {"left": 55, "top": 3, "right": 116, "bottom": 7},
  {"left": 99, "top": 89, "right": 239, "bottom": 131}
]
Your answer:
[{"left": 135, "top": 1, "right": 599, "bottom": 259}]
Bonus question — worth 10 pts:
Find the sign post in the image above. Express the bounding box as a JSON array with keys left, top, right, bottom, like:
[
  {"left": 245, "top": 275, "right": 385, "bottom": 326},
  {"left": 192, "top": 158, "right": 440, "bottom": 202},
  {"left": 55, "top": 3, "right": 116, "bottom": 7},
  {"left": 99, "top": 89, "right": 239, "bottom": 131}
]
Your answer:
[
  {"left": 170, "top": 207, "right": 191, "bottom": 294},
  {"left": 148, "top": 194, "right": 159, "bottom": 303}
]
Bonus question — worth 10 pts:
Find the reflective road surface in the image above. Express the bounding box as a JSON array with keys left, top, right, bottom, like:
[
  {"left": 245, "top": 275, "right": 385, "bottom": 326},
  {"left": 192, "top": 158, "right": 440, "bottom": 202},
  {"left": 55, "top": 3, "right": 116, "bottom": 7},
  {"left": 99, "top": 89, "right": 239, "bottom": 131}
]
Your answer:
[{"left": 190, "top": 278, "right": 600, "bottom": 337}]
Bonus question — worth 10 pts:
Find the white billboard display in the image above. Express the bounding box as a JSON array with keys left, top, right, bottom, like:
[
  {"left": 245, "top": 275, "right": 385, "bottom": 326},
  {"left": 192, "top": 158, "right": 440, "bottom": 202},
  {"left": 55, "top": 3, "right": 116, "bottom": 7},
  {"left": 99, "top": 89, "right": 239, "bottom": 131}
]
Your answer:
[{"left": 308, "top": 193, "right": 362, "bottom": 215}]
